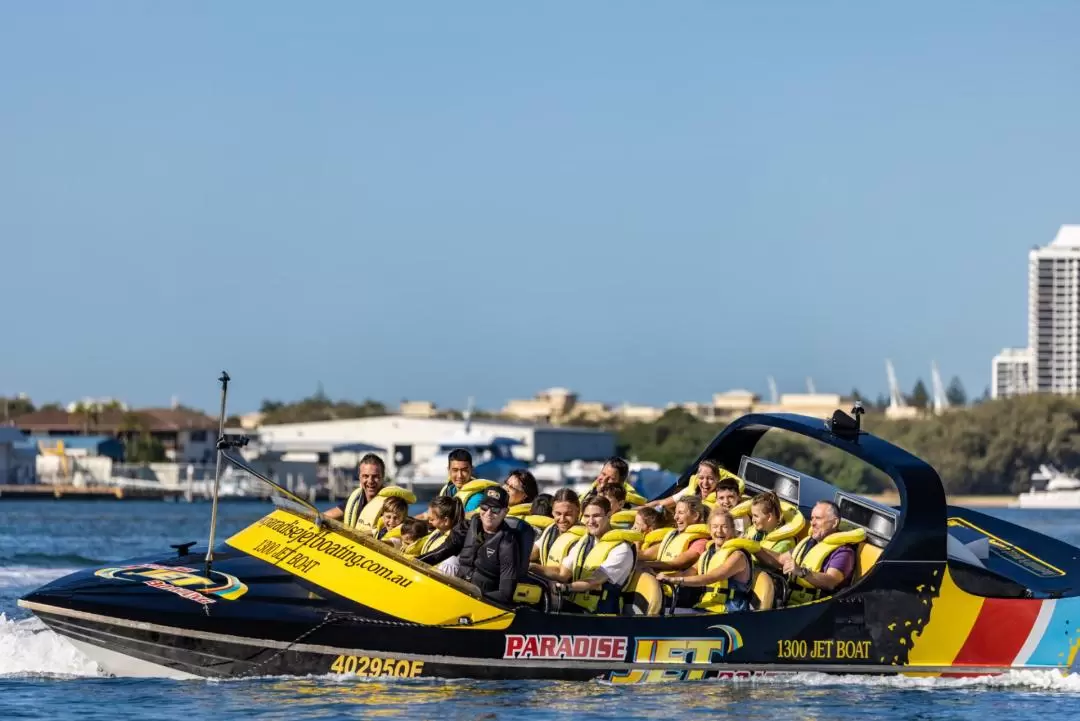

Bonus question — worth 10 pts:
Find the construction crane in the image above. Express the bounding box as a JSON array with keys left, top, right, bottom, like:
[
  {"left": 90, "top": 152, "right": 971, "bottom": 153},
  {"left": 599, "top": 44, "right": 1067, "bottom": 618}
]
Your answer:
[
  {"left": 885, "top": 359, "right": 920, "bottom": 419},
  {"left": 886, "top": 359, "right": 906, "bottom": 409},
  {"left": 931, "top": 361, "right": 949, "bottom": 415},
  {"left": 463, "top": 396, "right": 475, "bottom": 434}
]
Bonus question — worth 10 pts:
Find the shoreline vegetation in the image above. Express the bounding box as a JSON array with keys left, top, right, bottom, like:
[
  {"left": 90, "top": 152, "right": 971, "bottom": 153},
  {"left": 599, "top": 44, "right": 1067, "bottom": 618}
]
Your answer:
[
  {"left": 619, "top": 395, "right": 1080, "bottom": 496},
  {"left": 246, "top": 391, "right": 1080, "bottom": 497},
  {"left": 7, "top": 391, "right": 1079, "bottom": 498}
]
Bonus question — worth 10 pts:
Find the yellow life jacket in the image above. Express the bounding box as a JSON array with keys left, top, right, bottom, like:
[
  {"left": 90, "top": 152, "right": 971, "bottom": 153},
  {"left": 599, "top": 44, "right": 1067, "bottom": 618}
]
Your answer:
[
  {"left": 738, "top": 501, "right": 805, "bottom": 553},
  {"left": 694, "top": 538, "right": 759, "bottom": 613},
  {"left": 401, "top": 536, "right": 424, "bottom": 556},
  {"left": 787, "top": 528, "right": 866, "bottom": 606},
  {"left": 687, "top": 469, "right": 745, "bottom": 498},
  {"left": 642, "top": 527, "right": 671, "bottom": 551},
  {"left": 525, "top": 515, "right": 555, "bottom": 537},
  {"left": 438, "top": 477, "right": 496, "bottom": 500},
  {"left": 406, "top": 529, "right": 448, "bottom": 557},
  {"left": 343, "top": 486, "right": 417, "bottom": 533},
  {"left": 507, "top": 502, "right": 533, "bottom": 519},
  {"left": 582, "top": 481, "right": 647, "bottom": 509},
  {"left": 568, "top": 529, "right": 642, "bottom": 613},
  {"left": 656, "top": 523, "right": 711, "bottom": 564},
  {"left": 609, "top": 509, "right": 638, "bottom": 529},
  {"left": 376, "top": 524, "right": 401, "bottom": 543},
  {"left": 540, "top": 524, "right": 585, "bottom": 567}
]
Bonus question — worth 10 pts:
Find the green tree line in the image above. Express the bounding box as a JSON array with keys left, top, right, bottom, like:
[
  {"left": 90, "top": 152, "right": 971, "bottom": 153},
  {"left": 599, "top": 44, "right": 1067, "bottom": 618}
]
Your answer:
[
  {"left": 618, "top": 394, "right": 1080, "bottom": 496},
  {"left": 258, "top": 384, "right": 390, "bottom": 425}
]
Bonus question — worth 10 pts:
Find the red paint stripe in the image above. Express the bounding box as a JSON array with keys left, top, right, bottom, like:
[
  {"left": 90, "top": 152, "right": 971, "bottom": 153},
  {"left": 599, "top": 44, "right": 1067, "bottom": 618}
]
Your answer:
[{"left": 953, "top": 599, "right": 1042, "bottom": 666}]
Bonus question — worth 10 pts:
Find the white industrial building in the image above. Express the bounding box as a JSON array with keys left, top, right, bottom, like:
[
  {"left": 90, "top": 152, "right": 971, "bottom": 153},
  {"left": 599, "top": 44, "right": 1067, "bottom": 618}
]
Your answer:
[{"left": 248, "top": 415, "right": 617, "bottom": 474}]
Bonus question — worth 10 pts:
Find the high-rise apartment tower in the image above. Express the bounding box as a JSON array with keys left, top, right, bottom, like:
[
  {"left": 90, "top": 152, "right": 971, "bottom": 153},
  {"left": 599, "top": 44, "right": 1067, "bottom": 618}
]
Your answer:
[{"left": 1028, "top": 226, "right": 1080, "bottom": 394}]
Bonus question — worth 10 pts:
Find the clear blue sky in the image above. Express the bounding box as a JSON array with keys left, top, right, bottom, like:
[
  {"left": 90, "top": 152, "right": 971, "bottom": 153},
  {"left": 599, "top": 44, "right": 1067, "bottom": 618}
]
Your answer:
[{"left": 3, "top": 3, "right": 1079, "bottom": 414}]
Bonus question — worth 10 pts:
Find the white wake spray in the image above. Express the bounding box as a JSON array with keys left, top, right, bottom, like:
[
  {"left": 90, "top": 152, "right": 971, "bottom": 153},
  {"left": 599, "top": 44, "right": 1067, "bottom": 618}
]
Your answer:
[{"left": 0, "top": 613, "right": 103, "bottom": 678}]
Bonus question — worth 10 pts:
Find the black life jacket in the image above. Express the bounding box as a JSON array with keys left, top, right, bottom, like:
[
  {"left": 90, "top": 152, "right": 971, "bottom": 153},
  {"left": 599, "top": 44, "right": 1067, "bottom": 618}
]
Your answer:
[{"left": 457, "top": 516, "right": 520, "bottom": 592}]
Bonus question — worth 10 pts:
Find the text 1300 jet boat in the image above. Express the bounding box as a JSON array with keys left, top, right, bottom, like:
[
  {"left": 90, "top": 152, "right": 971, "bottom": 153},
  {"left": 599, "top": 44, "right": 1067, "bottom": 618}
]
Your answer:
[{"left": 19, "top": 375, "right": 1080, "bottom": 683}]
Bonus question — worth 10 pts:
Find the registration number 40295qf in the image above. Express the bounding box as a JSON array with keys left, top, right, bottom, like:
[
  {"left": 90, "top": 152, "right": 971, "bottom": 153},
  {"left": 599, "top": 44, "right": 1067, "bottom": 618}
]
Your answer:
[{"left": 329, "top": 654, "right": 425, "bottom": 678}]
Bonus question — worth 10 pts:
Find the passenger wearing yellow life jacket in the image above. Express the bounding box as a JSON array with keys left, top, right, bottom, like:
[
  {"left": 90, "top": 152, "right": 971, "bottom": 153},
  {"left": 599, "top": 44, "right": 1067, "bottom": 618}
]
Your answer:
[
  {"left": 407, "top": 496, "right": 463, "bottom": 557},
  {"left": 503, "top": 469, "right": 539, "bottom": 520},
  {"left": 416, "top": 448, "right": 501, "bottom": 518},
  {"left": 646, "top": 460, "right": 723, "bottom": 512},
  {"left": 374, "top": 496, "right": 408, "bottom": 543},
  {"left": 529, "top": 488, "right": 582, "bottom": 567},
  {"left": 323, "top": 453, "right": 385, "bottom": 522},
  {"left": 609, "top": 490, "right": 639, "bottom": 528},
  {"left": 533, "top": 497, "right": 637, "bottom": 614},
  {"left": 601, "top": 484, "right": 627, "bottom": 515},
  {"left": 764, "top": 500, "right": 858, "bottom": 606},
  {"left": 579, "top": 457, "right": 648, "bottom": 510},
  {"left": 742, "top": 492, "right": 798, "bottom": 555},
  {"left": 391, "top": 518, "right": 428, "bottom": 551},
  {"left": 711, "top": 479, "right": 742, "bottom": 512},
  {"left": 659, "top": 507, "right": 755, "bottom": 613},
  {"left": 631, "top": 506, "right": 670, "bottom": 553},
  {"left": 639, "top": 496, "right": 710, "bottom": 575},
  {"left": 428, "top": 448, "right": 477, "bottom": 501}
]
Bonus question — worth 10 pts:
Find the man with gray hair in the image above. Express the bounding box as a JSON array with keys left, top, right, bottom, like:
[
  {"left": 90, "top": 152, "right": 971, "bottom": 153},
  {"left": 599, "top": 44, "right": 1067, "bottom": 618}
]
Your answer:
[{"left": 776, "top": 500, "right": 856, "bottom": 603}]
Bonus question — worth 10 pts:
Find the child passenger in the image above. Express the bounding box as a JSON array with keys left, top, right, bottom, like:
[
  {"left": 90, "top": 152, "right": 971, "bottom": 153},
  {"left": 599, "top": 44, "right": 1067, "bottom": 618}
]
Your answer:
[{"left": 376, "top": 496, "right": 408, "bottom": 542}]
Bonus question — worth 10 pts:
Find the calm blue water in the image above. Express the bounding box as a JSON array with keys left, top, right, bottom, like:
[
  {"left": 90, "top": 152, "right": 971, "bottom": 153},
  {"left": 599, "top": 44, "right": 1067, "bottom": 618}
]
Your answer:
[{"left": 3, "top": 499, "right": 1080, "bottom": 720}]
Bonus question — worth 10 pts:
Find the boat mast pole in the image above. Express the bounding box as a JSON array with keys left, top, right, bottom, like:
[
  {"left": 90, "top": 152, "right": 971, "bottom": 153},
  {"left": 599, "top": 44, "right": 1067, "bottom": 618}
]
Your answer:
[{"left": 204, "top": 371, "right": 230, "bottom": 574}]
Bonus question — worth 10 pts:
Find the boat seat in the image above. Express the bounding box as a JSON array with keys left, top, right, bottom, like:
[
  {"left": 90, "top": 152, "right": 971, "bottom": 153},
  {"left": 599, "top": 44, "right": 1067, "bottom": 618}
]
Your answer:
[
  {"left": 751, "top": 568, "right": 776, "bottom": 611},
  {"left": 513, "top": 582, "right": 544, "bottom": 606},
  {"left": 621, "top": 569, "right": 663, "bottom": 616},
  {"left": 514, "top": 571, "right": 555, "bottom": 612},
  {"left": 853, "top": 539, "right": 884, "bottom": 583}
]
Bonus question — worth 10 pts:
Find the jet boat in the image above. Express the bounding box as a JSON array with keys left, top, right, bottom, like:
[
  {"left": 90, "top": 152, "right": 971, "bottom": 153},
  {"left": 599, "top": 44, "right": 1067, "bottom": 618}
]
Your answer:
[{"left": 19, "top": 384, "right": 1080, "bottom": 683}]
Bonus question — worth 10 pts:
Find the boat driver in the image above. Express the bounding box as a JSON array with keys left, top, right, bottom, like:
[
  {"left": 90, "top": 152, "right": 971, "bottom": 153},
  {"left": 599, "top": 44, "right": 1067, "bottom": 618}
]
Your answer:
[
  {"left": 451, "top": 486, "right": 522, "bottom": 605},
  {"left": 323, "top": 453, "right": 384, "bottom": 521},
  {"left": 763, "top": 500, "right": 854, "bottom": 600}
]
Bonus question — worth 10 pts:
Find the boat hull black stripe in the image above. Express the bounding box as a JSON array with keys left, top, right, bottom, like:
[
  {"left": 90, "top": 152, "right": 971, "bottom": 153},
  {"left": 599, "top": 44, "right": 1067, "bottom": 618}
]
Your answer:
[
  {"left": 47, "top": 622, "right": 225, "bottom": 677},
  {"left": 46, "top": 617, "right": 243, "bottom": 668},
  {"left": 22, "top": 600, "right": 1052, "bottom": 679}
]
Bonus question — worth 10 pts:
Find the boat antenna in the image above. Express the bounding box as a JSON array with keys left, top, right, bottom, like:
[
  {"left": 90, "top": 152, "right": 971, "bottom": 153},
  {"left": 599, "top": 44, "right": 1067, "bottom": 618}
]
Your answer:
[{"left": 204, "top": 371, "right": 231, "bottom": 574}]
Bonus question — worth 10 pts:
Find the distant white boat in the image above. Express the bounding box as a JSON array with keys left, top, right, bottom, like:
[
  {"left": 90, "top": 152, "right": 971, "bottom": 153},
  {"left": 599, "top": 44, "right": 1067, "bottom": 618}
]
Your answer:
[{"left": 1013, "top": 464, "right": 1080, "bottom": 508}]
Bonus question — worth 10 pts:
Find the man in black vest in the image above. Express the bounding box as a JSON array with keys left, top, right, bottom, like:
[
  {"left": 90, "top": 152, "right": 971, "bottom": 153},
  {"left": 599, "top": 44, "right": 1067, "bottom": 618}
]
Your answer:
[{"left": 455, "top": 486, "right": 521, "bottom": 605}]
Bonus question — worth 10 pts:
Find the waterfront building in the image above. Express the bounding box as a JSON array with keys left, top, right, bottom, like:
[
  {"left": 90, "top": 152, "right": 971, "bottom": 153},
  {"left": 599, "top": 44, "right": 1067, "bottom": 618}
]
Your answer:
[
  {"left": 251, "top": 415, "right": 617, "bottom": 477},
  {"left": 1028, "top": 225, "right": 1080, "bottom": 394},
  {"left": 12, "top": 406, "right": 218, "bottom": 463},
  {"left": 990, "top": 225, "right": 1080, "bottom": 398},
  {"left": 0, "top": 427, "right": 26, "bottom": 483},
  {"left": 991, "top": 347, "right": 1033, "bottom": 399}
]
